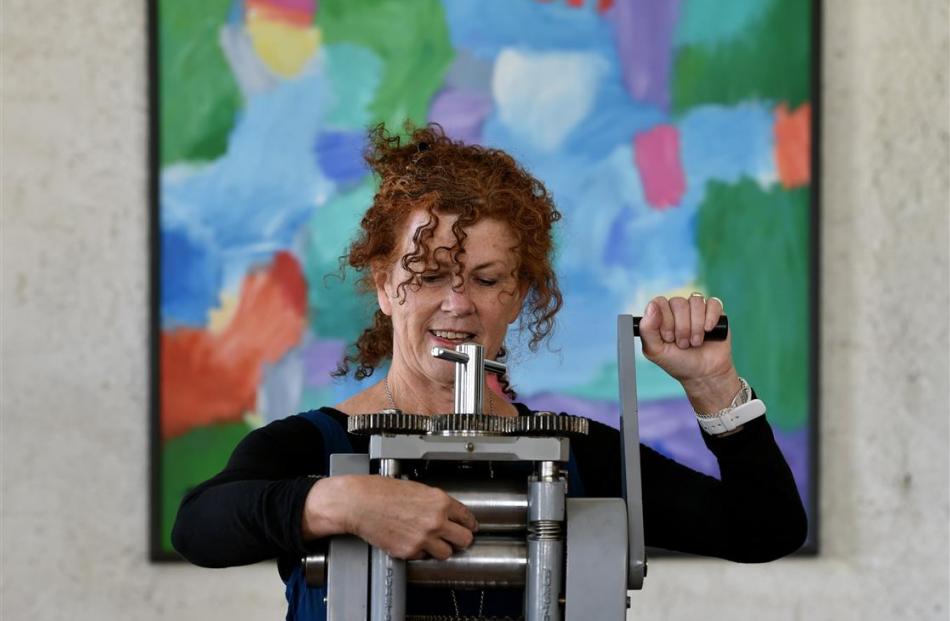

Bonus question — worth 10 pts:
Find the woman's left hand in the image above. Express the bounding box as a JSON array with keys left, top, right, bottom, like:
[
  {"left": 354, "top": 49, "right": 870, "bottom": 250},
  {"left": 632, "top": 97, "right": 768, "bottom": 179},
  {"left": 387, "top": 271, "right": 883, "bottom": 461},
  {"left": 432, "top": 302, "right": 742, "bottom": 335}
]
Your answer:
[{"left": 638, "top": 293, "right": 742, "bottom": 414}]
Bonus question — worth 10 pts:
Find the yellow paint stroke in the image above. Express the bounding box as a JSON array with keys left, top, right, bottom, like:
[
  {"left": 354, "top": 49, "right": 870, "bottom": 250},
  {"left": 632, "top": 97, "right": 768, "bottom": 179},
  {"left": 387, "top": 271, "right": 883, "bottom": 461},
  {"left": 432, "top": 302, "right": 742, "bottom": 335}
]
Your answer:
[
  {"left": 208, "top": 291, "right": 239, "bottom": 334},
  {"left": 247, "top": 13, "right": 321, "bottom": 78}
]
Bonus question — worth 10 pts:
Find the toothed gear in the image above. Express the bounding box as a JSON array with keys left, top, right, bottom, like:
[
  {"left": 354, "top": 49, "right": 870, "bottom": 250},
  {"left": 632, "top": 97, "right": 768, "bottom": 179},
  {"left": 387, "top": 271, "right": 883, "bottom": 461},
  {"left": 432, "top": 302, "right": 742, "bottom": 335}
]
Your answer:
[
  {"left": 347, "top": 410, "right": 588, "bottom": 437},
  {"left": 347, "top": 410, "right": 432, "bottom": 435},
  {"left": 513, "top": 412, "right": 589, "bottom": 437},
  {"left": 429, "top": 413, "right": 516, "bottom": 436}
]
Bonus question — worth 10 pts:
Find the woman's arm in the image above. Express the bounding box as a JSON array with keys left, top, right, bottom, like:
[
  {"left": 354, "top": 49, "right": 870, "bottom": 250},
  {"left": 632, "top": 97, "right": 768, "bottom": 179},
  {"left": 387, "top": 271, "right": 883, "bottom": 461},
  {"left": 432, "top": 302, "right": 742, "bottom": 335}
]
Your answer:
[
  {"left": 172, "top": 414, "right": 478, "bottom": 568},
  {"left": 171, "top": 416, "right": 329, "bottom": 567},
  {"left": 571, "top": 416, "right": 806, "bottom": 562},
  {"left": 640, "top": 416, "right": 807, "bottom": 562}
]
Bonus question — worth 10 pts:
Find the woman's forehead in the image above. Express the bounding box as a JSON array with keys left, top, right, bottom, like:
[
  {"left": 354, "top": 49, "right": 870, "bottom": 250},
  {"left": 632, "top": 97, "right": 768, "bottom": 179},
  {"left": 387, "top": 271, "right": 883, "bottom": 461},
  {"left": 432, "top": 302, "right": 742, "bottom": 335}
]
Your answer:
[{"left": 400, "top": 211, "right": 518, "bottom": 259}]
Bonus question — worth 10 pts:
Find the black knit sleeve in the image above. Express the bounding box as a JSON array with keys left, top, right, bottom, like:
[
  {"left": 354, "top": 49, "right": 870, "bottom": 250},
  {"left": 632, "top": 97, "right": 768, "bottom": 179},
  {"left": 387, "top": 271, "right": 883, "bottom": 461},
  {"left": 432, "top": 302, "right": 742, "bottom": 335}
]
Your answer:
[
  {"left": 571, "top": 415, "right": 807, "bottom": 563},
  {"left": 170, "top": 415, "right": 328, "bottom": 568}
]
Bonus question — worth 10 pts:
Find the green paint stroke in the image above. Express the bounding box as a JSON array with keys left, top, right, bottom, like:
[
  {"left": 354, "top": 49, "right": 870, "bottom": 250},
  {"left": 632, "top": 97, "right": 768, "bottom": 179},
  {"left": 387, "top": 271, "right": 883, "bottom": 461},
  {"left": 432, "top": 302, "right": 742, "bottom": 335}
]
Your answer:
[
  {"left": 324, "top": 43, "right": 384, "bottom": 129},
  {"left": 160, "top": 420, "right": 254, "bottom": 554},
  {"left": 672, "top": 0, "right": 810, "bottom": 113},
  {"left": 317, "top": 0, "right": 454, "bottom": 132},
  {"left": 696, "top": 180, "right": 810, "bottom": 430},
  {"left": 159, "top": 0, "right": 241, "bottom": 165},
  {"left": 675, "top": 0, "right": 770, "bottom": 48},
  {"left": 305, "top": 179, "right": 378, "bottom": 343}
]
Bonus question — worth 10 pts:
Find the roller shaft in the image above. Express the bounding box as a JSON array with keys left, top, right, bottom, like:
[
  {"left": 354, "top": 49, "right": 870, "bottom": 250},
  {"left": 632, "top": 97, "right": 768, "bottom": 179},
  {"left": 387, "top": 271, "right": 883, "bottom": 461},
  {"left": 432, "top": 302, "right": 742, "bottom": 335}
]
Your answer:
[
  {"left": 407, "top": 536, "right": 527, "bottom": 588},
  {"left": 306, "top": 537, "right": 527, "bottom": 589},
  {"left": 424, "top": 477, "right": 527, "bottom": 533}
]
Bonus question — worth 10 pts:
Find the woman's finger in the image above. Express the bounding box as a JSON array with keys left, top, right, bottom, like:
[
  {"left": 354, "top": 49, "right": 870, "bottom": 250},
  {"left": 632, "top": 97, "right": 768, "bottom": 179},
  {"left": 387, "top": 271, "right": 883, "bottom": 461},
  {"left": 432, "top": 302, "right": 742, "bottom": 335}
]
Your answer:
[
  {"left": 424, "top": 538, "right": 454, "bottom": 561},
  {"left": 446, "top": 497, "right": 479, "bottom": 533},
  {"left": 669, "top": 296, "right": 691, "bottom": 349},
  {"left": 638, "top": 300, "right": 665, "bottom": 355},
  {"left": 440, "top": 520, "right": 475, "bottom": 551},
  {"left": 653, "top": 296, "right": 675, "bottom": 343},
  {"left": 705, "top": 296, "right": 724, "bottom": 332},
  {"left": 689, "top": 293, "right": 706, "bottom": 347}
]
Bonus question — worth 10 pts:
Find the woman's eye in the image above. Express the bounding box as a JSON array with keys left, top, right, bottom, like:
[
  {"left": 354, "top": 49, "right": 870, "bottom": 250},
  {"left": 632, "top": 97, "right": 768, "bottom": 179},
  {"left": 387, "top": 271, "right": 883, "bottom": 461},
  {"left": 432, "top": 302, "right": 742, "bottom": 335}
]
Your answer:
[{"left": 476, "top": 278, "right": 498, "bottom": 287}]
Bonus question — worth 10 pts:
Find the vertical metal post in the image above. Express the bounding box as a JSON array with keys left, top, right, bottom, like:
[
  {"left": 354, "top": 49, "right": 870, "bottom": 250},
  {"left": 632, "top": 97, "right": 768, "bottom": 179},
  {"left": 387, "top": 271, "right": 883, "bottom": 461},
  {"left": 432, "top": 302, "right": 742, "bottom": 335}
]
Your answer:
[
  {"left": 370, "top": 458, "right": 405, "bottom": 621},
  {"left": 454, "top": 343, "right": 485, "bottom": 415},
  {"left": 617, "top": 315, "right": 647, "bottom": 590},
  {"left": 326, "top": 453, "right": 371, "bottom": 621},
  {"left": 525, "top": 461, "right": 566, "bottom": 621}
]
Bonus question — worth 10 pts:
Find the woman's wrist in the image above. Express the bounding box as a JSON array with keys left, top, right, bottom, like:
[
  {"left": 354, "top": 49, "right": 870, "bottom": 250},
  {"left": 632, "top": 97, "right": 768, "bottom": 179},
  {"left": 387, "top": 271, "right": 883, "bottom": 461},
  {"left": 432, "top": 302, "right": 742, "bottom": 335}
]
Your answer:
[
  {"left": 680, "top": 367, "right": 742, "bottom": 414},
  {"left": 301, "top": 475, "right": 354, "bottom": 541}
]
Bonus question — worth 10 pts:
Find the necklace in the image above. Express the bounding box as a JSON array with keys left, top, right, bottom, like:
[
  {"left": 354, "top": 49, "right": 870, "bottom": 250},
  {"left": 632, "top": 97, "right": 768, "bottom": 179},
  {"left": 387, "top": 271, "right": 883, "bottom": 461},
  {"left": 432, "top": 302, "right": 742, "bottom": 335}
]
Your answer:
[
  {"left": 383, "top": 376, "right": 495, "bottom": 415},
  {"left": 382, "top": 375, "right": 488, "bottom": 618}
]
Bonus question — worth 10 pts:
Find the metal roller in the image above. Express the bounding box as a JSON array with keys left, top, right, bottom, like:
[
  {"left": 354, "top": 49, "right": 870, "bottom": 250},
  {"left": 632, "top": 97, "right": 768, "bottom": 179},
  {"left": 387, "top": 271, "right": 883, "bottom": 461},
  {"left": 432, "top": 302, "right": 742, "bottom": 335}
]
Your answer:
[
  {"left": 406, "top": 536, "right": 527, "bottom": 588},
  {"left": 306, "top": 537, "right": 527, "bottom": 589},
  {"left": 420, "top": 476, "right": 528, "bottom": 533}
]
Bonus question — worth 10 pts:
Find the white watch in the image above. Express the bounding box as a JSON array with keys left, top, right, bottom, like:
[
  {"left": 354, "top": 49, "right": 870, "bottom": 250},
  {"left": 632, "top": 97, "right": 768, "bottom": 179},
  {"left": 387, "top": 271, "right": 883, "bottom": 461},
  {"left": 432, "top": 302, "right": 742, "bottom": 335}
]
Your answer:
[
  {"left": 695, "top": 377, "right": 765, "bottom": 435},
  {"left": 696, "top": 398, "right": 766, "bottom": 435}
]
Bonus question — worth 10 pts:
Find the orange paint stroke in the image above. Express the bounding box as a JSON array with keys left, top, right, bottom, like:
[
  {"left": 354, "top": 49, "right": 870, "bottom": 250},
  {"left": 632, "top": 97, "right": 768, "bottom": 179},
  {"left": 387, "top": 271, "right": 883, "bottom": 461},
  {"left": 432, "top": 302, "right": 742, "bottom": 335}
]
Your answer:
[
  {"left": 774, "top": 102, "right": 811, "bottom": 189},
  {"left": 161, "top": 251, "right": 308, "bottom": 440},
  {"left": 247, "top": 0, "right": 314, "bottom": 27}
]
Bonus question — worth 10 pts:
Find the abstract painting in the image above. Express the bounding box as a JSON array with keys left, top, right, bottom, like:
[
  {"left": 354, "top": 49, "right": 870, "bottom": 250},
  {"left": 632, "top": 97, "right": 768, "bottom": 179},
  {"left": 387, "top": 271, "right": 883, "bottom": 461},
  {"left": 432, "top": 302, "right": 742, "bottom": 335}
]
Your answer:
[{"left": 151, "top": 0, "right": 818, "bottom": 557}]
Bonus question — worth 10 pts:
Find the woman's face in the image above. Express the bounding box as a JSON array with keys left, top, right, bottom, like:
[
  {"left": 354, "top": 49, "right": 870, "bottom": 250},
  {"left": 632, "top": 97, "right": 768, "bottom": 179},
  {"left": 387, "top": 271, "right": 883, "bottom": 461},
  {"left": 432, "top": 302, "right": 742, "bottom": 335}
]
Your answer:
[{"left": 375, "top": 210, "right": 526, "bottom": 386}]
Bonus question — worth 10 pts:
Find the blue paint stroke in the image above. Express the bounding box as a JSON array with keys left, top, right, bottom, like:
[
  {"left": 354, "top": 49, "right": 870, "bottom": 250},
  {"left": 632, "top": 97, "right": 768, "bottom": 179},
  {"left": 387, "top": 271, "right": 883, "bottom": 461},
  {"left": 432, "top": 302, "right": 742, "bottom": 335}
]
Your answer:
[
  {"left": 443, "top": 0, "right": 615, "bottom": 60},
  {"left": 678, "top": 102, "right": 774, "bottom": 188},
  {"left": 314, "top": 130, "right": 368, "bottom": 186},
  {"left": 161, "top": 224, "right": 222, "bottom": 327},
  {"left": 161, "top": 68, "right": 334, "bottom": 301}
]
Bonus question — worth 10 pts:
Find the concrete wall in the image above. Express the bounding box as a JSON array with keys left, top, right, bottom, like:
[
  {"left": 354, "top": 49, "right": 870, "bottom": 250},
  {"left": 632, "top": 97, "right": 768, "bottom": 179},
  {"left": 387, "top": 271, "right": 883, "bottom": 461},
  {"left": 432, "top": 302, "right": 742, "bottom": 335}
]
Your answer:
[{"left": 2, "top": 1, "right": 947, "bottom": 619}]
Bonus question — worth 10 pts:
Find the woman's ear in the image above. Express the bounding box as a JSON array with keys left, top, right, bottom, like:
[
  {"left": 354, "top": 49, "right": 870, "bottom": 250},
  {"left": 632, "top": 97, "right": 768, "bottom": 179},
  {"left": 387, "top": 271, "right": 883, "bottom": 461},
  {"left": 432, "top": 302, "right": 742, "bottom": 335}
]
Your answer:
[{"left": 373, "top": 266, "right": 393, "bottom": 317}]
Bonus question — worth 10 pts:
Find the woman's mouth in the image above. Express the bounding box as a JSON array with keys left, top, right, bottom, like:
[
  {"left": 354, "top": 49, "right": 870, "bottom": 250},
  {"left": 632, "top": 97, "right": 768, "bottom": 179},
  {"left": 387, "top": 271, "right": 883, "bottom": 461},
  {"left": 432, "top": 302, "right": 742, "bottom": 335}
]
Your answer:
[{"left": 429, "top": 330, "right": 476, "bottom": 346}]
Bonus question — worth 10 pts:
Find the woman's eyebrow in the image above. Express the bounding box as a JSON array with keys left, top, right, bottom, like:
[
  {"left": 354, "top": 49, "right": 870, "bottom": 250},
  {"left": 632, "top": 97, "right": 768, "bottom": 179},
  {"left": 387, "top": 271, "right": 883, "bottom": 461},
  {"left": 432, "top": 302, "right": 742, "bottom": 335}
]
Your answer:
[{"left": 470, "top": 260, "right": 504, "bottom": 271}]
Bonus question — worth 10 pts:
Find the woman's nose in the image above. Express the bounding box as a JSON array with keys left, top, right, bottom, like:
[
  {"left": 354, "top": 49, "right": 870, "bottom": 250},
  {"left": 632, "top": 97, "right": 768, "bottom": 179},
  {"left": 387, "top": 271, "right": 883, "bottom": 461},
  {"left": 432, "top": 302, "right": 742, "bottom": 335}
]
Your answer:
[{"left": 441, "top": 285, "right": 475, "bottom": 316}]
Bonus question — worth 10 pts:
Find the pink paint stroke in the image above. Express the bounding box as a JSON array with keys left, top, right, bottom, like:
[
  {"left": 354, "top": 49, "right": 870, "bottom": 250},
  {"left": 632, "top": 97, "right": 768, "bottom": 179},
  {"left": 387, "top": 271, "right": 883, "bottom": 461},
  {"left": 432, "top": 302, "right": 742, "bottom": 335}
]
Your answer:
[{"left": 633, "top": 124, "right": 686, "bottom": 209}]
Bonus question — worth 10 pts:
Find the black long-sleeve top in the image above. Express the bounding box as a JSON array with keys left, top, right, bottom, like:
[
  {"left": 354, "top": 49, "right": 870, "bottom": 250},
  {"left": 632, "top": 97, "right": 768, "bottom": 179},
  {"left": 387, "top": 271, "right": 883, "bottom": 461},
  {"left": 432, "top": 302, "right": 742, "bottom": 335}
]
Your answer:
[{"left": 172, "top": 404, "right": 807, "bottom": 616}]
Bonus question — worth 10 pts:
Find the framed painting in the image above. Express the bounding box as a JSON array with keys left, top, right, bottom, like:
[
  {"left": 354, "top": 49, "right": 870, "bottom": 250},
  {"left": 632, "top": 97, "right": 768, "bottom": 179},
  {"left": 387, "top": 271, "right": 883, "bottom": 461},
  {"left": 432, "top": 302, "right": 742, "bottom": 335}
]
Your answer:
[{"left": 150, "top": 0, "right": 819, "bottom": 558}]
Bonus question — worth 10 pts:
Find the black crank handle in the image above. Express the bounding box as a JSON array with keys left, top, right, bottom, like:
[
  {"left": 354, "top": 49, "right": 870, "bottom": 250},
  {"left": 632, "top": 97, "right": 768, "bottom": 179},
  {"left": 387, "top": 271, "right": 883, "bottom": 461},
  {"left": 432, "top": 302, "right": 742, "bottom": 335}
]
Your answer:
[{"left": 631, "top": 314, "right": 728, "bottom": 341}]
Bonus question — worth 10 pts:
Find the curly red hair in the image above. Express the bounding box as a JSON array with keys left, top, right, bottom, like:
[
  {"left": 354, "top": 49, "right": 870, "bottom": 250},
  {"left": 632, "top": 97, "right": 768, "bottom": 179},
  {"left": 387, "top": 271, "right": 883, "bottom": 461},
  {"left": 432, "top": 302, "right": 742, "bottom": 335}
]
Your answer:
[{"left": 336, "top": 122, "right": 563, "bottom": 384}]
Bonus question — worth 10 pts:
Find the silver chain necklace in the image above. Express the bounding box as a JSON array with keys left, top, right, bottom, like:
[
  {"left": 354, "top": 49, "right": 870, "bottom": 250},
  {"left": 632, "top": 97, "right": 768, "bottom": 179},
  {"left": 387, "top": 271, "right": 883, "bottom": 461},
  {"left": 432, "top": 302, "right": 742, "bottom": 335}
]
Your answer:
[
  {"left": 383, "top": 376, "right": 494, "bottom": 415},
  {"left": 382, "top": 375, "right": 488, "bottom": 618}
]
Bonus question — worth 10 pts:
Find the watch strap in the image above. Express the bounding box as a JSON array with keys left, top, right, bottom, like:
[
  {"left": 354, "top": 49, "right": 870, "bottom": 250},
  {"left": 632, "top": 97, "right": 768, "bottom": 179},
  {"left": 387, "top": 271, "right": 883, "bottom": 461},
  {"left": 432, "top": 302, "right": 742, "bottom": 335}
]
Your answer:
[{"left": 696, "top": 398, "right": 766, "bottom": 435}]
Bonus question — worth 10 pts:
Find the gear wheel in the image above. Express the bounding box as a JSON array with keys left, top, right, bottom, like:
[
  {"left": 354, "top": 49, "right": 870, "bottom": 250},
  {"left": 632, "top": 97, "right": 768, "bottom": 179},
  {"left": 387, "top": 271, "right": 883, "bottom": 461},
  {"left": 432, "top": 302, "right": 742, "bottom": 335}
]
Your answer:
[
  {"left": 429, "top": 413, "right": 516, "bottom": 436},
  {"left": 513, "top": 412, "right": 589, "bottom": 437},
  {"left": 347, "top": 409, "right": 432, "bottom": 435},
  {"left": 347, "top": 410, "right": 588, "bottom": 438}
]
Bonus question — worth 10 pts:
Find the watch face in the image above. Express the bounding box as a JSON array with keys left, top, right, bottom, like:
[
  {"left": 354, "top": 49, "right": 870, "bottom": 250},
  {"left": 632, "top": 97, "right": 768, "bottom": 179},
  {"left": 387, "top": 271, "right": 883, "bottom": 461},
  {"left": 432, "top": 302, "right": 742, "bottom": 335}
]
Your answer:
[{"left": 731, "top": 378, "right": 753, "bottom": 408}]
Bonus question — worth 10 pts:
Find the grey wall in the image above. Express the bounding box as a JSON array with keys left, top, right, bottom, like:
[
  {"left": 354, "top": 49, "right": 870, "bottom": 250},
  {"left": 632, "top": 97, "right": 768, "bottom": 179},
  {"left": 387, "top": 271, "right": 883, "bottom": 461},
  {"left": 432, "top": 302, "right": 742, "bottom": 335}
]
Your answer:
[{"left": 2, "top": 1, "right": 947, "bottom": 619}]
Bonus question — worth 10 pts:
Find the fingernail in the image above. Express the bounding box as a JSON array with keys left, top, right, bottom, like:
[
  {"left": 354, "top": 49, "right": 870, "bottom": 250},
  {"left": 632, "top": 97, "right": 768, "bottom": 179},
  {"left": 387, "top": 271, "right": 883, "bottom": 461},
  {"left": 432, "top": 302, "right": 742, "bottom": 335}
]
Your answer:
[
  {"left": 663, "top": 331, "right": 674, "bottom": 342},
  {"left": 691, "top": 335, "right": 701, "bottom": 347},
  {"left": 646, "top": 302, "right": 656, "bottom": 317},
  {"left": 678, "top": 339, "right": 689, "bottom": 349}
]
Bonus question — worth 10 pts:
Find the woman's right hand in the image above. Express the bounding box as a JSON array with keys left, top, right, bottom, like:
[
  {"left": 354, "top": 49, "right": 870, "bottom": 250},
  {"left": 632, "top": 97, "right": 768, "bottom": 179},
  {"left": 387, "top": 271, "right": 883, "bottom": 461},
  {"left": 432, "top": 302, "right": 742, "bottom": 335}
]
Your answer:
[{"left": 302, "top": 475, "right": 478, "bottom": 560}]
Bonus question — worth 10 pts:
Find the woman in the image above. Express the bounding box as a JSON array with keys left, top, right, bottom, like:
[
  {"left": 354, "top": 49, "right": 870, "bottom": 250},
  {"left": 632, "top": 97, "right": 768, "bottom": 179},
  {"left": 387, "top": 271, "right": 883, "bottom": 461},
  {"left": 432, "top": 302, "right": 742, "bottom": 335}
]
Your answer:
[{"left": 172, "top": 124, "right": 807, "bottom": 618}]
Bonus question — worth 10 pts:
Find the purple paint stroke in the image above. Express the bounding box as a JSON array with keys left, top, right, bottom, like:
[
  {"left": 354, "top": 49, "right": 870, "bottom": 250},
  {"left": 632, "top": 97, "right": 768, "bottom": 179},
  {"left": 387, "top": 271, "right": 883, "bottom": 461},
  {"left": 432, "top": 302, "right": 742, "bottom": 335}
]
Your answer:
[
  {"left": 302, "top": 338, "right": 345, "bottom": 387},
  {"left": 521, "top": 392, "right": 620, "bottom": 428},
  {"left": 428, "top": 88, "right": 494, "bottom": 145},
  {"left": 610, "top": 0, "right": 679, "bottom": 111}
]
